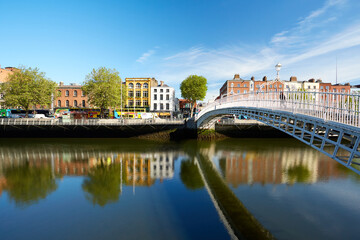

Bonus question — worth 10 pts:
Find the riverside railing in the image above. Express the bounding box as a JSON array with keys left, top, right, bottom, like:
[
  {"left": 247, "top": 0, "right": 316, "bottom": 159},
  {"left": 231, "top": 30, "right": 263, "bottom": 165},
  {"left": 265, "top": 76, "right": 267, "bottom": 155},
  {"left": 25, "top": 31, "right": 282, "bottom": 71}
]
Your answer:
[
  {"left": 196, "top": 91, "right": 360, "bottom": 128},
  {"left": 0, "top": 118, "right": 185, "bottom": 126}
]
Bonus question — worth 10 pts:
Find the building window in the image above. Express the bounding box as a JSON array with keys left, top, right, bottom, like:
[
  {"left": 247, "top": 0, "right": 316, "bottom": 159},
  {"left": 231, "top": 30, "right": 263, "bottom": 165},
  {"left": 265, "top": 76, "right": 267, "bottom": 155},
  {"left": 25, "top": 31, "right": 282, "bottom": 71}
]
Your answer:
[
  {"left": 58, "top": 100, "right": 61, "bottom": 107},
  {"left": 74, "top": 100, "right": 78, "bottom": 107},
  {"left": 160, "top": 103, "right": 164, "bottom": 110},
  {"left": 154, "top": 89, "right": 157, "bottom": 92},
  {"left": 326, "top": 86, "right": 329, "bottom": 90},
  {"left": 166, "top": 89, "right": 169, "bottom": 92},
  {"left": 136, "top": 100, "right": 141, "bottom": 106},
  {"left": 320, "top": 86, "right": 324, "bottom": 89},
  {"left": 74, "top": 90, "right": 77, "bottom": 97},
  {"left": 269, "top": 85, "right": 272, "bottom": 89},
  {"left": 128, "top": 91, "right": 133, "bottom": 97},
  {"left": 154, "top": 94, "right": 157, "bottom": 100},
  {"left": 81, "top": 91, "right": 85, "bottom": 97},
  {"left": 128, "top": 83, "right": 134, "bottom": 89},
  {"left": 244, "top": 84, "right": 247, "bottom": 87},
  {"left": 136, "top": 91, "right": 141, "bottom": 97},
  {"left": 66, "top": 100, "right": 69, "bottom": 107},
  {"left": 160, "top": 89, "right": 163, "bottom": 93},
  {"left": 136, "top": 83, "right": 141, "bottom": 89},
  {"left": 231, "top": 83, "right": 234, "bottom": 87},
  {"left": 279, "top": 84, "right": 282, "bottom": 88},
  {"left": 154, "top": 103, "right": 157, "bottom": 110},
  {"left": 58, "top": 90, "right": 61, "bottom": 96},
  {"left": 166, "top": 103, "right": 169, "bottom": 110},
  {"left": 256, "top": 84, "right": 260, "bottom": 88},
  {"left": 82, "top": 100, "right": 85, "bottom": 107},
  {"left": 143, "top": 83, "right": 148, "bottom": 89},
  {"left": 143, "top": 100, "right": 148, "bottom": 106},
  {"left": 128, "top": 100, "right": 134, "bottom": 106},
  {"left": 143, "top": 91, "right": 148, "bottom": 97},
  {"left": 308, "top": 86, "right": 310, "bottom": 89},
  {"left": 244, "top": 90, "right": 247, "bottom": 94},
  {"left": 237, "top": 84, "right": 240, "bottom": 87},
  {"left": 65, "top": 90, "right": 69, "bottom": 96},
  {"left": 342, "top": 88, "right": 345, "bottom": 92},
  {"left": 237, "top": 90, "right": 240, "bottom": 93},
  {"left": 166, "top": 94, "right": 169, "bottom": 100},
  {"left": 160, "top": 95, "right": 163, "bottom": 100}
]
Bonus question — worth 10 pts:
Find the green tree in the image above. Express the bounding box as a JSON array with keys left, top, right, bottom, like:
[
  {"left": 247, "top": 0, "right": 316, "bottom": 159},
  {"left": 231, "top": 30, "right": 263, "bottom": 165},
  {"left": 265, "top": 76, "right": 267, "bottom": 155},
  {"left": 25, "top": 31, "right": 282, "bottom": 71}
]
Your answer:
[
  {"left": 82, "top": 162, "right": 122, "bottom": 207},
  {"left": 82, "top": 67, "right": 126, "bottom": 118},
  {"left": 180, "top": 75, "right": 207, "bottom": 118},
  {"left": 1, "top": 66, "right": 57, "bottom": 117},
  {"left": 4, "top": 162, "right": 58, "bottom": 207}
]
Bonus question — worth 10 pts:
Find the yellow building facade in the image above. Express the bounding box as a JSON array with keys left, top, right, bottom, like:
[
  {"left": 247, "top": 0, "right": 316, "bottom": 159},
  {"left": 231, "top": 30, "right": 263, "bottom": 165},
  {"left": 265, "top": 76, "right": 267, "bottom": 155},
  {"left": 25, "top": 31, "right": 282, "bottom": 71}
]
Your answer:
[{"left": 125, "top": 78, "right": 158, "bottom": 111}]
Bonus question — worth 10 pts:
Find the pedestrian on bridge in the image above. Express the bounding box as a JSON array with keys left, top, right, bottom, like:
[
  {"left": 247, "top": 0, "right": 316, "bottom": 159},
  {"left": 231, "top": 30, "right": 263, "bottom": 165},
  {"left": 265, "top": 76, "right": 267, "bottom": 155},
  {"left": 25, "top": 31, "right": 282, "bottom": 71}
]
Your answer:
[{"left": 280, "top": 91, "right": 286, "bottom": 108}]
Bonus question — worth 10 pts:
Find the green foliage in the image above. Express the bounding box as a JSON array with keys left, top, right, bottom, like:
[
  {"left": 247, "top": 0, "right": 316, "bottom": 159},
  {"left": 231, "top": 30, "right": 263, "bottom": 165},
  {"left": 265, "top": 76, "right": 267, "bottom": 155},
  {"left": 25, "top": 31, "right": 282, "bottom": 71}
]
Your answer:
[
  {"left": 82, "top": 67, "right": 126, "bottom": 118},
  {"left": 4, "top": 162, "right": 58, "bottom": 207},
  {"left": 1, "top": 66, "right": 57, "bottom": 116},
  {"left": 180, "top": 75, "right": 207, "bottom": 117},
  {"left": 82, "top": 162, "right": 122, "bottom": 207},
  {"left": 180, "top": 159, "right": 204, "bottom": 190}
]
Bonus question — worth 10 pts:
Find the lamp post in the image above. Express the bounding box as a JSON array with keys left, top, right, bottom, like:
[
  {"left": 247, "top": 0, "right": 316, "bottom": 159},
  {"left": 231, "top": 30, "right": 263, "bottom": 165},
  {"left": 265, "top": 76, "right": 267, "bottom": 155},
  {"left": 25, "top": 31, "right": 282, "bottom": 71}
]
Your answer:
[
  {"left": 275, "top": 63, "right": 282, "bottom": 81},
  {"left": 120, "top": 79, "right": 122, "bottom": 119}
]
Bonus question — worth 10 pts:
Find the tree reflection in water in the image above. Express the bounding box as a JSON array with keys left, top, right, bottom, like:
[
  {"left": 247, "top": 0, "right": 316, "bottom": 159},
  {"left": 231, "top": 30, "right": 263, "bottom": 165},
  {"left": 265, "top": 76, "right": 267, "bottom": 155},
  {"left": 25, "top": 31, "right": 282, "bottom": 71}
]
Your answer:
[
  {"left": 4, "top": 161, "right": 57, "bottom": 207},
  {"left": 82, "top": 160, "right": 123, "bottom": 207},
  {"left": 180, "top": 160, "right": 204, "bottom": 190}
]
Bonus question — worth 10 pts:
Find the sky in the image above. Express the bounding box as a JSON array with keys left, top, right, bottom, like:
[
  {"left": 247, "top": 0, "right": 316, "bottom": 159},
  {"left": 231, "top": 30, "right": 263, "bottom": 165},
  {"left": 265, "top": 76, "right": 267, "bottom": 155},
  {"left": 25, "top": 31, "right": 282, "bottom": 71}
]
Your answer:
[{"left": 1, "top": 0, "right": 360, "bottom": 100}]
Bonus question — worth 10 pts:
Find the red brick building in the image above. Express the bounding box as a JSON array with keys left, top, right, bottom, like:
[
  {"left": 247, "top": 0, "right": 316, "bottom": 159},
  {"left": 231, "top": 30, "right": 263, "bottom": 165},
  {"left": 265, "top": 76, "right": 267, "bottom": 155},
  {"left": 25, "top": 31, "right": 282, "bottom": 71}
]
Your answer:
[{"left": 55, "top": 82, "right": 89, "bottom": 108}]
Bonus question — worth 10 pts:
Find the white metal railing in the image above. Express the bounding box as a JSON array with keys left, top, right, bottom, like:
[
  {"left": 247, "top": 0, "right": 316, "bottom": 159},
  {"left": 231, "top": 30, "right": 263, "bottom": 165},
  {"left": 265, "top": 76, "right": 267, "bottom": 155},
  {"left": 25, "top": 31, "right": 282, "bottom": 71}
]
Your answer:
[
  {"left": 0, "top": 118, "right": 185, "bottom": 126},
  {"left": 196, "top": 91, "right": 360, "bottom": 128}
]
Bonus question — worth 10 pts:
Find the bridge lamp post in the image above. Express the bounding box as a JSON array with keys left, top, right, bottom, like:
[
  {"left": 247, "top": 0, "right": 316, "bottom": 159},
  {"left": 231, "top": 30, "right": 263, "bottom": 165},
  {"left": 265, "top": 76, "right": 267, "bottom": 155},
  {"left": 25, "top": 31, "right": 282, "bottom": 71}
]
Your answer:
[{"left": 275, "top": 63, "right": 282, "bottom": 81}]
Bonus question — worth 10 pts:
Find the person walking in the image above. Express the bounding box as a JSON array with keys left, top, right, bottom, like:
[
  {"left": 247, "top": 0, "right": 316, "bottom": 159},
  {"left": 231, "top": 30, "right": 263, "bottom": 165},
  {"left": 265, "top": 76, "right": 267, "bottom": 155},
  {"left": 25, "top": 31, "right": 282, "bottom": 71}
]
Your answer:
[{"left": 280, "top": 91, "right": 286, "bottom": 108}]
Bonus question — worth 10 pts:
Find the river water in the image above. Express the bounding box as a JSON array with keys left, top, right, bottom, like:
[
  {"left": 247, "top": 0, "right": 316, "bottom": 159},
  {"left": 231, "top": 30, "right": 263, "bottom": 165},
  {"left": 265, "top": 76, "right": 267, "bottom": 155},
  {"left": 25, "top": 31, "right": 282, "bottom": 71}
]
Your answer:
[{"left": 0, "top": 138, "right": 359, "bottom": 240}]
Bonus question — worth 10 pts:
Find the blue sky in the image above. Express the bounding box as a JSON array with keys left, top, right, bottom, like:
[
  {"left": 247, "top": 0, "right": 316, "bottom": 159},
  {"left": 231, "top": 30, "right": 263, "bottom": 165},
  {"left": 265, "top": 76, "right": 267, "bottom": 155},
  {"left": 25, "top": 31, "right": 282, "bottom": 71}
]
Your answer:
[{"left": 1, "top": 0, "right": 360, "bottom": 99}]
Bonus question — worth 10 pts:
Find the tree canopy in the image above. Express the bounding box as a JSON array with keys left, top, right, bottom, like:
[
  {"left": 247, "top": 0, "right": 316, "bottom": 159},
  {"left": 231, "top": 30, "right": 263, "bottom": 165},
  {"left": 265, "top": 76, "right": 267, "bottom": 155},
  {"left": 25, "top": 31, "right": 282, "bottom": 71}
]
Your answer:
[
  {"left": 180, "top": 75, "right": 207, "bottom": 117},
  {"left": 1, "top": 66, "right": 57, "bottom": 117},
  {"left": 82, "top": 67, "right": 126, "bottom": 118}
]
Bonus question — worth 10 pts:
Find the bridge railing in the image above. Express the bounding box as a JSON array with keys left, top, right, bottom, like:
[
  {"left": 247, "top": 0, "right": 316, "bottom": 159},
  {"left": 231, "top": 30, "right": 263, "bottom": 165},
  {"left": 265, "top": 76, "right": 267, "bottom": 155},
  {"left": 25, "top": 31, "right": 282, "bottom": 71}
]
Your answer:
[
  {"left": 0, "top": 118, "right": 185, "bottom": 126},
  {"left": 196, "top": 91, "right": 360, "bottom": 128}
]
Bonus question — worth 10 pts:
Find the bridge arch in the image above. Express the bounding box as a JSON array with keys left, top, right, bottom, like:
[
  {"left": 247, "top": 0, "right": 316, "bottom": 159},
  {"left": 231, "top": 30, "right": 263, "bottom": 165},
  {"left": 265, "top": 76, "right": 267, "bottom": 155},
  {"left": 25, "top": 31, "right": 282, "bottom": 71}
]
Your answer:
[{"left": 196, "top": 91, "right": 360, "bottom": 174}]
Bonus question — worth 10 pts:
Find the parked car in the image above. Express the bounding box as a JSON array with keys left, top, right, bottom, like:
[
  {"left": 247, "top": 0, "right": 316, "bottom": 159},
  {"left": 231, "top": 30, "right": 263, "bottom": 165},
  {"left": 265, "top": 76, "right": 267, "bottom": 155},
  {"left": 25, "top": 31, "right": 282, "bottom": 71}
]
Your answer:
[{"left": 33, "top": 114, "right": 48, "bottom": 119}]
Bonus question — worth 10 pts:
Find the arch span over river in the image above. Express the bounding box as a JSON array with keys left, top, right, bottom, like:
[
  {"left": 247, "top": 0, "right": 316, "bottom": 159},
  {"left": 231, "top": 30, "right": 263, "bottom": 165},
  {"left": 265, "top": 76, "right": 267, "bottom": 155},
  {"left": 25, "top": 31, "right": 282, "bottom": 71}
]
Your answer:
[{"left": 196, "top": 91, "right": 360, "bottom": 175}]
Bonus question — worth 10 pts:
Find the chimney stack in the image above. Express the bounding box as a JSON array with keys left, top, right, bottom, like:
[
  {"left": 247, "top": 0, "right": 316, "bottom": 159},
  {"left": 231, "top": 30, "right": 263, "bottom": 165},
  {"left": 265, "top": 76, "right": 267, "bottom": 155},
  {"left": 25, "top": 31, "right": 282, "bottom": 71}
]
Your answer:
[
  {"left": 251, "top": 76, "right": 255, "bottom": 81},
  {"left": 263, "top": 76, "right": 267, "bottom": 81},
  {"left": 234, "top": 74, "right": 240, "bottom": 80},
  {"left": 308, "top": 78, "right": 315, "bottom": 83},
  {"left": 290, "top": 76, "right": 297, "bottom": 82},
  {"left": 160, "top": 81, "right": 164, "bottom": 86},
  {"left": 59, "top": 82, "right": 64, "bottom": 86}
]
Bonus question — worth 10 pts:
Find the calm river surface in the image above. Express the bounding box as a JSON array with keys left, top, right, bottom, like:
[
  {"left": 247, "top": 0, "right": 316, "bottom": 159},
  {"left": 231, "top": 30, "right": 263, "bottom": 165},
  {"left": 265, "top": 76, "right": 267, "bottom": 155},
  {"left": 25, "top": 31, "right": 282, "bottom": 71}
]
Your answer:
[{"left": 0, "top": 138, "right": 359, "bottom": 240}]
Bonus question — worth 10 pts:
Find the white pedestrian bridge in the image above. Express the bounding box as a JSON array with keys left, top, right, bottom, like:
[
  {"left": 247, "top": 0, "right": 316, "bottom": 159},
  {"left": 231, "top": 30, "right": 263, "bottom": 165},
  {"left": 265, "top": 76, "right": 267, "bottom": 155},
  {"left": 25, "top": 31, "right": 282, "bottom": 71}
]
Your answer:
[{"left": 196, "top": 91, "right": 360, "bottom": 174}]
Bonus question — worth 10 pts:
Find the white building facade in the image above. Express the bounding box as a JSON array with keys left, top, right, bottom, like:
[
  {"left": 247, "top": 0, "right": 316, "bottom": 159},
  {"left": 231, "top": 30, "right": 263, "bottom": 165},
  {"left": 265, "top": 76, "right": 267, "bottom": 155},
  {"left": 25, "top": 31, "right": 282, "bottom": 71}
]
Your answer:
[{"left": 150, "top": 81, "right": 176, "bottom": 116}]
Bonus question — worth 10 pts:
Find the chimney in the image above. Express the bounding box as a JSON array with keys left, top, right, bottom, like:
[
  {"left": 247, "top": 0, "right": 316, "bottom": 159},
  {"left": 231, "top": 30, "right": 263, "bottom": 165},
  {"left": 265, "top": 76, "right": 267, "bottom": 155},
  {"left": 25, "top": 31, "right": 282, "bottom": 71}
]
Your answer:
[
  {"left": 263, "top": 76, "right": 267, "bottom": 81},
  {"left": 59, "top": 82, "right": 64, "bottom": 86},
  {"left": 234, "top": 74, "right": 240, "bottom": 80},
  {"left": 345, "top": 83, "right": 350, "bottom": 86},
  {"left": 308, "top": 78, "right": 315, "bottom": 83},
  {"left": 316, "top": 79, "right": 322, "bottom": 83},
  {"left": 160, "top": 81, "right": 164, "bottom": 86},
  {"left": 290, "top": 76, "right": 297, "bottom": 82},
  {"left": 251, "top": 76, "right": 255, "bottom": 81}
]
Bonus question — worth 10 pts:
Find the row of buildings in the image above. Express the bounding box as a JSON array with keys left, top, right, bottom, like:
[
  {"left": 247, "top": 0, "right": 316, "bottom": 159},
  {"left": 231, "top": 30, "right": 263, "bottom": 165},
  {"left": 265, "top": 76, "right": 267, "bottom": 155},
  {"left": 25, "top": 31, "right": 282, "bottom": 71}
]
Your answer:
[
  {"left": 219, "top": 74, "right": 352, "bottom": 97},
  {"left": 0, "top": 67, "right": 190, "bottom": 117}
]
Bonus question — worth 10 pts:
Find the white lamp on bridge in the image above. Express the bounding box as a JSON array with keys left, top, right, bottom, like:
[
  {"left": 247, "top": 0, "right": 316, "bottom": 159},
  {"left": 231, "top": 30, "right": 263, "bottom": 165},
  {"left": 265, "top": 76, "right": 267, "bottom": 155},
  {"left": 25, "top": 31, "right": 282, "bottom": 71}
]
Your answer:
[{"left": 275, "top": 63, "right": 282, "bottom": 81}]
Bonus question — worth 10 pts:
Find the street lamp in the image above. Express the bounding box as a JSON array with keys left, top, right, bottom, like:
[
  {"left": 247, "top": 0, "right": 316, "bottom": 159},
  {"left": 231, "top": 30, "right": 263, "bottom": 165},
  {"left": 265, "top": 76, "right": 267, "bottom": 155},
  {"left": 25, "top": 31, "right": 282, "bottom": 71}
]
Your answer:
[{"left": 275, "top": 63, "right": 282, "bottom": 81}]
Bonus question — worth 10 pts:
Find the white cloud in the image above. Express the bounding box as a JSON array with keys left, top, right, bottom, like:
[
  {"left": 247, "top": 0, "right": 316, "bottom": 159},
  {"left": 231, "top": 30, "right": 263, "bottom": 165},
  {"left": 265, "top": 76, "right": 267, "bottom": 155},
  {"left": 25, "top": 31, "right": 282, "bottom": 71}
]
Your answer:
[{"left": 136, "top": 49, "right": 156, "bottom": 63}]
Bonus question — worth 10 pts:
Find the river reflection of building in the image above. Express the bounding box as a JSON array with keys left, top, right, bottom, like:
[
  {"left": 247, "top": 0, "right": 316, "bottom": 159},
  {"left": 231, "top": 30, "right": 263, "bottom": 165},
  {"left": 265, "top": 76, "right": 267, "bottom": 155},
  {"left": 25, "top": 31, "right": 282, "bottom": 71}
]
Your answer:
[
  {"left": 221, "top": 148, "right": 346, "bottom": 186},
  {"left": 0, "top": 150, "right": 176, "bottom": 195}
]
